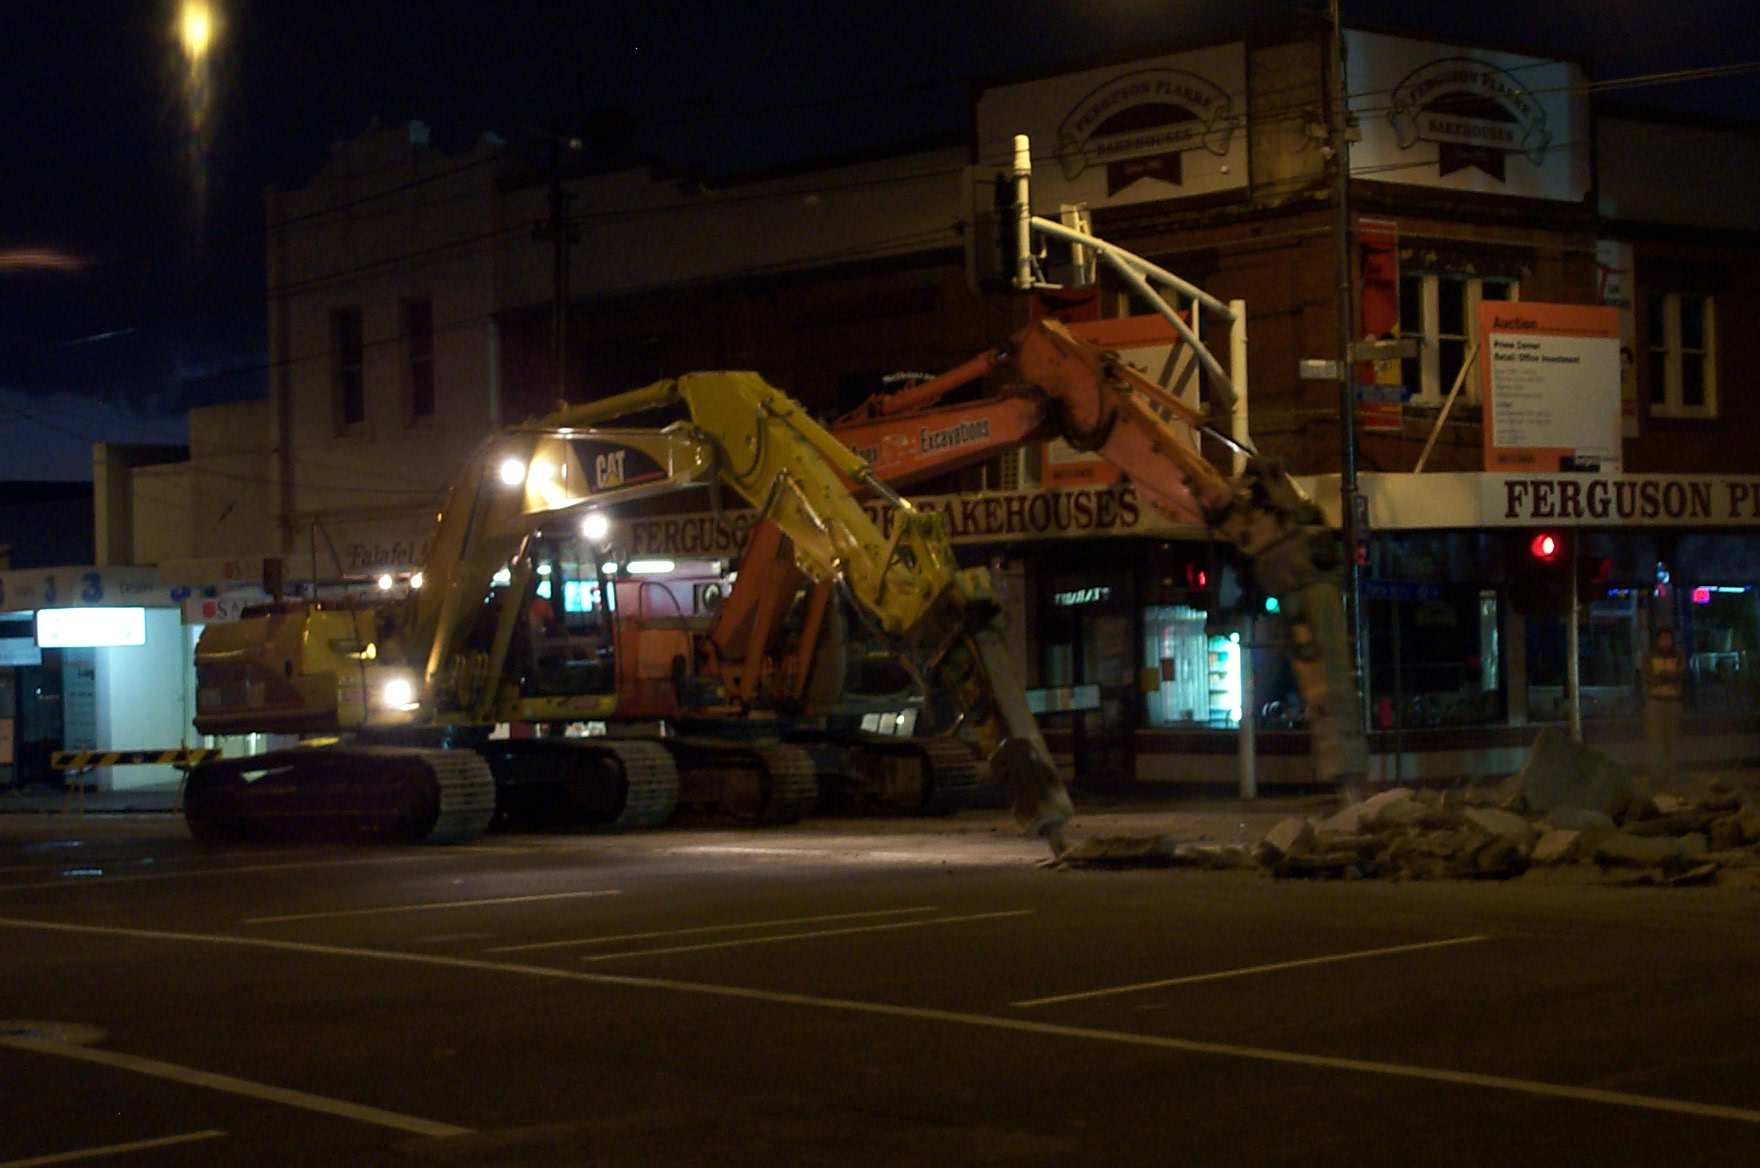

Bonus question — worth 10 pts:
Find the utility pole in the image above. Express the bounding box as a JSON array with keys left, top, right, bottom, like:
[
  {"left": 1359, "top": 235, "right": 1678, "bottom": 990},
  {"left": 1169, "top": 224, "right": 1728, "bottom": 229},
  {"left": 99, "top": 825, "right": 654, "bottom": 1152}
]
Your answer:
[
  {"left": 532, "top": 128, "right": 582, "bottom": 408},
  {"left": 1329, "top": 0, "right": 1367, "bottom": 739}
]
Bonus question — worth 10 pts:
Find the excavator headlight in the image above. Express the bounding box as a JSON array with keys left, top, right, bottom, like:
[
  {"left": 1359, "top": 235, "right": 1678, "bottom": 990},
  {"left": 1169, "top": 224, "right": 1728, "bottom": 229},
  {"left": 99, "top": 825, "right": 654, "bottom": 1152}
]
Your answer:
[
  {"left": 498, "top": 458, "right": 526, "bottom": 486},
  {"left": 582, "top": 512, "right": 610, "bottom": 542},
  {"left": 379, "top": 677, "right": 416, "bottom": 710}
]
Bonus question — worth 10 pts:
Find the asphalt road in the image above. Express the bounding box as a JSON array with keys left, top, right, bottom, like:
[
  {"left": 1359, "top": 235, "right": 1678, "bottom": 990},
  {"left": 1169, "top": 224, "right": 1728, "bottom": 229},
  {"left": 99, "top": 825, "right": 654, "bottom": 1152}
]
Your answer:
[{"left": 1, "top": 805, "right": 1757, "bottom": 1167}]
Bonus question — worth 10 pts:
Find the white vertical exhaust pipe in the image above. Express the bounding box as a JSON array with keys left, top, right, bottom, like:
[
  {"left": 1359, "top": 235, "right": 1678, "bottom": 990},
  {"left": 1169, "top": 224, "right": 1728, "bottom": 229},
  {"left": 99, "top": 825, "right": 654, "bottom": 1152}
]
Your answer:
[{"left": 1012, "top": 134, "right": 1034, "bottom": 291}]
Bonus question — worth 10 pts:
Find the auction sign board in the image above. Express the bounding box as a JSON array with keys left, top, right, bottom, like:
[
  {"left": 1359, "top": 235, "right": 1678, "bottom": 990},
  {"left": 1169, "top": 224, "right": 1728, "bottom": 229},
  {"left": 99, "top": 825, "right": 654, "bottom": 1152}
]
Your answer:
[{"left": 1481, "top": 302, "right": 1621, "bottom": 474}]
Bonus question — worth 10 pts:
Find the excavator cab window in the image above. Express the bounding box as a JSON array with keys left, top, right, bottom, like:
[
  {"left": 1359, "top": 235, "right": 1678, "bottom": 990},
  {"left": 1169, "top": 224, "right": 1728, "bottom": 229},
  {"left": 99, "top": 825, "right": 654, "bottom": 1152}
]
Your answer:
[{"left": 521, "top": 536, "right": 616, "bottom": 697}]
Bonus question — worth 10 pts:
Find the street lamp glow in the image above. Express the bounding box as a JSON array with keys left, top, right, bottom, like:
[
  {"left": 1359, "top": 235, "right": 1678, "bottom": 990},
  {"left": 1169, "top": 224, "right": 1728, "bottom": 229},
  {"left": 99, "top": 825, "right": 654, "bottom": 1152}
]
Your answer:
[
  {"left": 581, "top": 512, "right": 610, "bottom": 542},
  {"left": 180, "top": 0, "right": 214, "bottom": 61}
]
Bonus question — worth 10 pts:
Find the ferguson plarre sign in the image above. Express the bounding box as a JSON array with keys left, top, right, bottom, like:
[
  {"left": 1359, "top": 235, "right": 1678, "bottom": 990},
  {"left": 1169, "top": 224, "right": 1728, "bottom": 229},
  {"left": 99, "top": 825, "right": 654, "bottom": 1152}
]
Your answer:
[
  {"left": 1347, "top": 30, "right": 1589, "bottom": 202},
  {"left": 1488, "top": 476, "right": 1760, "bottom": 526},
  {"left": 625, "top": 485, "right": 1192, "bottom": 558}
]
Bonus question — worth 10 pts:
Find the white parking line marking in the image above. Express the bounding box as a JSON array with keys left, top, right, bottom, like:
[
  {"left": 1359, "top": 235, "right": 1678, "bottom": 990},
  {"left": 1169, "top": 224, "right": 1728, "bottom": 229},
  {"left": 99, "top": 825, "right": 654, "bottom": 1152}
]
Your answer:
[
  {"left": 486, "top": 906, "right": 939, "bottom": 953},
  {"left": 1, "top": 916, "right": 1756, "bottom": 1126},
  {"left": 0, "top": 1129, "right": 226, "bottom": 1167},
  {"left": 243, "top": 889, "right": 622, "bottom": 925},
  {"left": 0, "top": 853, "right": 454, "bottom": 894},
  {"left": 0, "top": 1034, "right": 468, "bottom": 1137},
  {"left": 1013, "top": 935, "right": 1493, "bottom": 1008},
  {"left": 580, "top": 910, "right": 1034, "bottom": 961}
]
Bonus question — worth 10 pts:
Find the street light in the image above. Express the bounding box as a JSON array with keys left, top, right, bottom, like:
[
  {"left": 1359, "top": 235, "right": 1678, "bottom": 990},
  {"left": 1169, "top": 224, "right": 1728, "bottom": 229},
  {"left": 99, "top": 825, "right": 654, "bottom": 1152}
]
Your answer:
[{"left": 179, "top": 0, "right": 214, "bottom": 60}]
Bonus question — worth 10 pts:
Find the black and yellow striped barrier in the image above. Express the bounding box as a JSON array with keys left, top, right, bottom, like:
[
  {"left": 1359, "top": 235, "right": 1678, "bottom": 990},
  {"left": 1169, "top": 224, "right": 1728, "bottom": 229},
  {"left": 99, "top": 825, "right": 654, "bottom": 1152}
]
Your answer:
[{"left": 52, "top": 748, "right": 222, "bottom": 771}]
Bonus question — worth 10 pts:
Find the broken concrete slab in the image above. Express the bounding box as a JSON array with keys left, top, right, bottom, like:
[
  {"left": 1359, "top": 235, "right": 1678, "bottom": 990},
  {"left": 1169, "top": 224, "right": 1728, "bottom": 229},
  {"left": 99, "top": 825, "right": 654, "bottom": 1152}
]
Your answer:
[
  {"left": 1375, "top": 796, "right": 1436, "bottom": 831},
  {"left": 1624, "top": 811, "right": 1715, "bottom": 838},
  {"left": 1515, "top": 729, "right": 1631, "bottom": 817},
  {"left": 1444, "top": 833, "right": 1528, "bottom": 879},
  {"left": 1463, "top": 808, "right": 1539, "bottom": 848},
  {"left": 1595, "top": 833, "right": 1690, "bottom": 867},
  {"left": 1318, "top": 787, "right": 1421, "bottom": 835},
  {"left": 1709, "top": 815, "right": 1746, "bottom": 853},
  {"left": 1054, "top": 835, "right": 1180, "bottom": 867},
  {"left": 1171, "top": 843, "right": 1258, "bottom": 869},
  {"left": 1551, "top": 807, "right": 1616, "bottom": 831},
  {"left": 1530, "top": 829, "right": 1582, "bottom": 866},
  {"left": 1260, "top": 817, "right": 1316, "bottom": 863},
  {"left": 1665, "top": 862, "right": 1721, "bottom": 887}
]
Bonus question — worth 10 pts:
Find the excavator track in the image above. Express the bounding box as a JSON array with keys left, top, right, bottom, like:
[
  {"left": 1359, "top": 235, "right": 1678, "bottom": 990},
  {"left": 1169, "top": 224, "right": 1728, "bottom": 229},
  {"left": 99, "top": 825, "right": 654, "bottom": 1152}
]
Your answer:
[
  {"left": 477, "top": 737, "right": 680, "bottom": 831},
  {"left": 667, "top": 739, "right": 819, "bottom": 824},
  {"left": 420, "top": 749, "right": 499, "bottom": 843},
  {"left": 603, "top": 740, "right": 683, "bottom": 828},
  {"left": 787, "top": 731, "right": 979, "bottom": 816},
  {"left": 183, "top": 746, "right": 495, "bottom": 845},
  {"left": 912, "top": 736, "right": 982, "bottom": 814},
  {"left": 746, "top": 743, "right": 820, "bottom": 824}
]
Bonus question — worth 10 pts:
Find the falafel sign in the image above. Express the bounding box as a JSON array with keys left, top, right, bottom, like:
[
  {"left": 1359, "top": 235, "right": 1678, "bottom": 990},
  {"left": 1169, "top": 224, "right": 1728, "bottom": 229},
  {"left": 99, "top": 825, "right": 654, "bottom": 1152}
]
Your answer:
[
  {"left": 976, "top": 44, "right": 1247, "bottom": 209},
  {"left": 1347, "top": 31, "right": 1589, "bottom": 201}
]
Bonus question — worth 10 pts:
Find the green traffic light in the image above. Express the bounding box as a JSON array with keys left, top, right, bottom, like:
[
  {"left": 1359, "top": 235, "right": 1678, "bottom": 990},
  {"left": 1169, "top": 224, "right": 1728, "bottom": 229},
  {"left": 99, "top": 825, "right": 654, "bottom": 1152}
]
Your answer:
[{"left": 1265, "top": 596, "right": 1280, "bottom": 614}]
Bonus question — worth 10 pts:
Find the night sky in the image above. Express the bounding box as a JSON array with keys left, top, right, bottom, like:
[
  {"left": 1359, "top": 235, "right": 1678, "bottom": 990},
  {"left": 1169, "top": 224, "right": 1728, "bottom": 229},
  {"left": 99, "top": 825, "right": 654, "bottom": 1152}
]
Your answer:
[{"left": 3, "top": 0, "right": 1756, "bottom": 480}]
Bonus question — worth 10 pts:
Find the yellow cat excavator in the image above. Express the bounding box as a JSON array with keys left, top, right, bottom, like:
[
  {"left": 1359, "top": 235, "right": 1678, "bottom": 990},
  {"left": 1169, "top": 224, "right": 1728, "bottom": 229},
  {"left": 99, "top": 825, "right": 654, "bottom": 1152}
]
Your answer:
[{"left": 183, "top": 372, "right": 1073, "bottom": 849}]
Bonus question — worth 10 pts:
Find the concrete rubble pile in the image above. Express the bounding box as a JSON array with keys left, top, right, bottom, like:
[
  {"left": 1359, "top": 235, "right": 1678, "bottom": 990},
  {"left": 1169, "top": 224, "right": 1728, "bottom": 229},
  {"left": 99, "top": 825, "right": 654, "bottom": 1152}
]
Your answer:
[{"left": 1057, "top": 733, "right": 1760, "bottom": 888}]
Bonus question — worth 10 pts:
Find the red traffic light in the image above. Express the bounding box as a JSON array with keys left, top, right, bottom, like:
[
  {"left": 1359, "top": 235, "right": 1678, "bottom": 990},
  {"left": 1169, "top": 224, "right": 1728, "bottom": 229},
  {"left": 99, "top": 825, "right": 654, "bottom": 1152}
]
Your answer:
[{"left": 1530, "top": 532, "right": 1561, "bottom": 561}]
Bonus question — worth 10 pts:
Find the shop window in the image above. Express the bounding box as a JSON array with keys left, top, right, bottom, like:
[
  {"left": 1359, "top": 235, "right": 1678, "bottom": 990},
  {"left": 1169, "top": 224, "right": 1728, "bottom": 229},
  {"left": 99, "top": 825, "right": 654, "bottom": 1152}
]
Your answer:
[
  {"left": 1398, "top": 274, "right": 1517, "bottom": 405},
  {"left": 1142, "top": 605, "right": 1210, "bottom": 727},
  {"left": 1367, "top": 586, "right": 1502, "bottom": 726},
  {"left": 331, "top": 306, "right": 365, "bottom": 432},
  {"left": 403, "top": 297, "right": 436, "bottom": 423},
  {"left": 1646, "top": 291, "right": 1716, "bottom": 419},
  {"left": 1684, "top": 585, "right": 1758, "bottom": 713}
]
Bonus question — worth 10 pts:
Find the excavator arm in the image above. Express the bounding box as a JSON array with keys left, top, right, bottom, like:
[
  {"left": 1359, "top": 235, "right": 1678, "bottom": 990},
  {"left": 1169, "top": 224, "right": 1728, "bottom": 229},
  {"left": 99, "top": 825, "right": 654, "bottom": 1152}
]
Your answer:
[{"left": 821, "top": 317, "right": 1368, "bottom": 787}]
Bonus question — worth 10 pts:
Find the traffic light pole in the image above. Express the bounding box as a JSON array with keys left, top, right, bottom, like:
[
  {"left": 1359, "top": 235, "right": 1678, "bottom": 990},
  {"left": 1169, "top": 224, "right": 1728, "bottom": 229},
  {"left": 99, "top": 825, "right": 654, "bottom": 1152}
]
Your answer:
[{"left": 1568, "top": 536, "right": 1583, "bottom": 741}]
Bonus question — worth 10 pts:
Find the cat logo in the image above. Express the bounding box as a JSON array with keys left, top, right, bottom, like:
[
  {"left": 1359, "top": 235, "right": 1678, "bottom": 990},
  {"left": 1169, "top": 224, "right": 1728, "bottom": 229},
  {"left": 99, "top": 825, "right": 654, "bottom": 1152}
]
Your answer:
[{"left": 594, "top": 449, "right": 627, "bottom": 491}]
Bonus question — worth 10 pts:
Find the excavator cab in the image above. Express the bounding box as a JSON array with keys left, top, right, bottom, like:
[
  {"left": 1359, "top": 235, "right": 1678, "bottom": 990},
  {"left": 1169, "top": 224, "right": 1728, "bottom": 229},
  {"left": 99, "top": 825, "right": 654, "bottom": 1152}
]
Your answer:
[{"left": 516, "top": 535, "right": 617, "bottom": 701}]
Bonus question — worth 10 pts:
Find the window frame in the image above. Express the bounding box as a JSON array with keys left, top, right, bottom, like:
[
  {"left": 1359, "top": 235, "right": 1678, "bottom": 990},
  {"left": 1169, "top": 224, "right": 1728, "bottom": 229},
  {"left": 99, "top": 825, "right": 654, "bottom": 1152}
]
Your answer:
[
  {"left": 402, "top": 297, "right": 437, "bottom": 426},
  {"left": 1399, "top": 272, "right": 1520, "bottom": 406},
  {"left": 1646, "top": 290, "right": 1717, "bottom": 420},
  {"left": 330, "top": 305, "right": 366, "bottom": 433}
]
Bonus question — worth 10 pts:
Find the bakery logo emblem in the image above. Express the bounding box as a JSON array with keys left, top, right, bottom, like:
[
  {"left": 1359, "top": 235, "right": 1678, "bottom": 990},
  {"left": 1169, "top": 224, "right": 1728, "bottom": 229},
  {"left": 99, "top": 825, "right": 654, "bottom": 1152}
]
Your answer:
[
  {"left": 1388, "top": 57, "right": 1552, "bottom": 181},
  {"left": 1055, "top": 68, "right": 1241, "bottom": 197}
]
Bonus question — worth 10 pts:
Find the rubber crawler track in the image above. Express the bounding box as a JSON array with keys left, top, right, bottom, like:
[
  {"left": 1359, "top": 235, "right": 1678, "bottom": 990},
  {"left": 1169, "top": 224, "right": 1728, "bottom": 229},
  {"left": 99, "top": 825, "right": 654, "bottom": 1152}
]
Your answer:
[
  {"left": 603, "top": 739, "right": 682, "bottom": 829},
  {"left": 748, "top": 743, "right": 819, "bottom": 825}
]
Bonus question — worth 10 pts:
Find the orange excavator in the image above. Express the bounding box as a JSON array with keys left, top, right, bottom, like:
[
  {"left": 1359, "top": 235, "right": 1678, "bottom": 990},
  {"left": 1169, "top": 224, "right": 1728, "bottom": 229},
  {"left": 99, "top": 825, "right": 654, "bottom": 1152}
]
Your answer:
[
  {"left": 660, "top": 313, "right": 1368, "bottom": 803},
  {"left": 641, "top": 131, "right": 1366, "bottom": 804}
]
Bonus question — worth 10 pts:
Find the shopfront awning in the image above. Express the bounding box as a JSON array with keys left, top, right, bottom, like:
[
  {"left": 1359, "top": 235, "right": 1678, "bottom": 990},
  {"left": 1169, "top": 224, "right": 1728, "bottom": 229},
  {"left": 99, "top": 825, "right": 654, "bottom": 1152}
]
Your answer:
[{"left": 1298, "top": 472, "right": 1760, "bottom": 531}]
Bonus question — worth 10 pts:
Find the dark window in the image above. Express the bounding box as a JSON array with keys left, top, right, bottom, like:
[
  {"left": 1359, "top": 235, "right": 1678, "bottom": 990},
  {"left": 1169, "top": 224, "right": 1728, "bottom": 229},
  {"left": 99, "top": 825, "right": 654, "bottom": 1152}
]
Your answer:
[
  {"left": 405, "top": 298, "right": 435, "bottom": 421},
  {"left": 331, "top": 307, "right": 365, "bottom": 430},
  {"left": 1646, "top": 291, "right": 1716, "bottom": 418}
]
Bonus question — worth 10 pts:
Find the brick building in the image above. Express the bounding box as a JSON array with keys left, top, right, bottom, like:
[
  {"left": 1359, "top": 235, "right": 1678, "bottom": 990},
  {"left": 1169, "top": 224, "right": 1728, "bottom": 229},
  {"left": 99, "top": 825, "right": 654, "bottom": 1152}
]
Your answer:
[{"left": 105, "top": 22, "right": 1760, "bottom": 789}]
